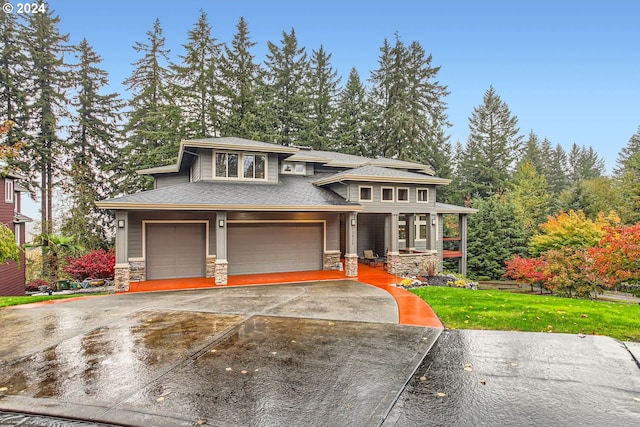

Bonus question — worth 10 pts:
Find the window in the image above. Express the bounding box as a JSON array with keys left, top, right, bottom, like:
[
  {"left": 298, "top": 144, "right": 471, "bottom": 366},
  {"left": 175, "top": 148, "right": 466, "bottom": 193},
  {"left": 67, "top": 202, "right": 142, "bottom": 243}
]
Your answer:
[
  {"left": 399, "top": 215, "right": 406, "bottom": 241},
  {"left": 381, "top": 187, "right": 394, "bottom": 202},
  {"left": 417, "top": 188, "right": 429, "bottom": 203},
  {"left": 5, "top": 179, "right": 14, "bottom": 203},
  {"left": 359, "top": 186, "right": 373, "bottom": 202},
  {"left": 215, "top": 152, "right": 266, "bottom": 180},
  {"left": 416, "top": 215, "right": 428, "bottom": 241},
  {"left": 14, "top": 223, "right": 20, "bottom": 245},
  {"left": 281, "top": 161, "right": 306, "bottom": 175},
  {"left": 397, "top": 188, "right": 409, "bottom": 202}
]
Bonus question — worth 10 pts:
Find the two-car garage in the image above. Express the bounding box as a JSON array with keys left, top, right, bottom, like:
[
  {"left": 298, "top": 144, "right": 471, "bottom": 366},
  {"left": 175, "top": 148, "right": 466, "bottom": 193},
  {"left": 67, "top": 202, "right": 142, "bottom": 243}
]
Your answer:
[{"left": 144, "top": 221, "right": 324, "bottom": 280}]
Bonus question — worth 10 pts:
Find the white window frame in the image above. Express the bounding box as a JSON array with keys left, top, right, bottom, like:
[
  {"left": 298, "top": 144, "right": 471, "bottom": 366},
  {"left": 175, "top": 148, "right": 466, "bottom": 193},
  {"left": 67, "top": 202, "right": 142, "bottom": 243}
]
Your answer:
[
  {"left": 417, "top": 188, "right": 429, "bottom": 203},
  {"left": 213, "top": 151, "right": 267, "bottom": 181},
  {"left": 14, "top": 223, "right": 20, "bottom": 245},
  {"left": 5, "top": 179, "right": 14, "bottom": 203},
  {"left": 359, "top": 185, "right": 373, "bottom": 202},
  {"left": 415, "top": 215, "right": 428, "bottom": 241},
  {"left": 281, "top": 161, "right": 306, "bottom": 175},
  {"left": 397, "top": 187, "right": 410, "bottom": 203},
  {"left": 381, "top": 186, "right": 394, "bottom": 202},
  {"left": 399, "top": 215, "right": 406, "bottom": 243}
]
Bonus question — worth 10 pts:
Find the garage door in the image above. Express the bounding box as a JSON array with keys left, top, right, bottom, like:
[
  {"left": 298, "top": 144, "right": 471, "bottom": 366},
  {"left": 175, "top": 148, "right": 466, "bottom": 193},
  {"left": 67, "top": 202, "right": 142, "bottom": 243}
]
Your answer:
[
  {"left": 228, "top": 223, "right": 323, "bottom": 275},
  {"left": 146, "top": 223, "right": 206, "bottom": 280}
]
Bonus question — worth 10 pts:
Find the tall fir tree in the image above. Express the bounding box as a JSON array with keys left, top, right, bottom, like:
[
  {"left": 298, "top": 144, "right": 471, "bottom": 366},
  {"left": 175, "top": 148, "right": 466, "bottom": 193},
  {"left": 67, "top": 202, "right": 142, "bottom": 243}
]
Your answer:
[
  {"left": 617, "top": 152, "right": 640, "bottom": 224},
  {"left": 566, "top": 143, "right": 605, "bottom": 183},
  {"left": 261, "top": 28, "right": 310, "bottom": 146},
  {"left": 544, "top": 142, "right": 570, "bottom": 196},
  {"left": 120, "top": 19, "right": 181, "bottom": 192},
  {"left": 61, "top": 39, "right": 124, "bottom": 249},
  {"left": 219, "top": 17, "right": 262, "bottom": 139},
  {"left": 304, "top": 45, "right": 340, "bottom": 150},
  {"left": 510, "top": 160, "right": 552, "bottom": 238},
  {"left": 22, "top": 9, "right": 71, "bottom": 236},
  {"left": 517, "top": 131, "right": 545, "bottom": 172},
  {"left": 333, "top": 67, "right": 372, "bottom": 155},
  {"left": 368, "top": 35, "right": 449, "bottom": 161},
  {"left": 466, "top": 192, "right": 528, "bottom": 279},
  {"left": 171, "top": 10, "right": 221, "bottom": 139},
  {"left": 613, "top": 126, "right": 640, "bottom": 177},
  {"left": 458, "top": 86, "right": 522, "bottom": 199},
  {"left": 0, "top": 11, "right": 29, "bottom": 149}
]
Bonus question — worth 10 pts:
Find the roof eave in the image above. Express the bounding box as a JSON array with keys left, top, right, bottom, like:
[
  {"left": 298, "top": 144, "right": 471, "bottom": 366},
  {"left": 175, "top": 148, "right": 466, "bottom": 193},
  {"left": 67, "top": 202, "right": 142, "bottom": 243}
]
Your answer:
[
  {"left": 95, "top": 202, "right": 363, "bottom": 212},
  {"left": 314, "top": 175, "right": 451, "bottom": 186}
]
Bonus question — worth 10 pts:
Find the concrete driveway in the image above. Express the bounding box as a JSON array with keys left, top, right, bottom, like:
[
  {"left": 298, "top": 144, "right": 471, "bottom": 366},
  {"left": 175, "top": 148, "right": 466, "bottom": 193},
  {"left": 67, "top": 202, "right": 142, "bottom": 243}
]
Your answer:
[{"left": 0, "top": 280, "right": 638, "bottom": 426}]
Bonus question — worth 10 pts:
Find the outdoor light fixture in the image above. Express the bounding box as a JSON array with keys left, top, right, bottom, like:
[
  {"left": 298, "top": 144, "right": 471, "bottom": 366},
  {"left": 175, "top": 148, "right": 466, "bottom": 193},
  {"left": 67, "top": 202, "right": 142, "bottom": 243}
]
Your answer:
[
  {"left": 351, "top": 218, "right": 356, "bottom": 226},
  {"left": 118, "top": 220, "right": 125, "bottom": 228},
  {"left": 219, "top": 219, "right": 225, "bottom": 227}
]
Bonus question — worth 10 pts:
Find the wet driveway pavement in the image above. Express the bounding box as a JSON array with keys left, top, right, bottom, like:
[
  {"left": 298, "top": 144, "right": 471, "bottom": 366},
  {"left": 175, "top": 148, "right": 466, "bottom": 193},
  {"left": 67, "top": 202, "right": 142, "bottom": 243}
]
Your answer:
[{"left": 0, "top": 280, "right": 639, "bottom": 426}]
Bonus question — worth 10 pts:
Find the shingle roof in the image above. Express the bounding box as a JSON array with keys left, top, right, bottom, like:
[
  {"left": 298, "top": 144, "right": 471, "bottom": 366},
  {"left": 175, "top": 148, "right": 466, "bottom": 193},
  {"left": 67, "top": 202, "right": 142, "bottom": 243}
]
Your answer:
[
  {"left": 436, "top": 202, "right": 478, "bottom": 214},
  {"left": 97, "top": 175, "right": 362, "bottom": 212},
  {"left": 313, "top": 165, "right": 451, "bottom": 186},
  {"left": 286, "top": 149, "right": 436, "bottom": 174}
]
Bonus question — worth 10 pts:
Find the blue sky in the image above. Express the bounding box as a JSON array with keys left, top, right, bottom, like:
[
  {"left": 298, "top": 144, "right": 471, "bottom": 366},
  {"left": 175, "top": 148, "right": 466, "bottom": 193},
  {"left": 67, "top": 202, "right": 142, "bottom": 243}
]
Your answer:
[{"left": 45, "top": 0, "right": 640, "bottom": 174}]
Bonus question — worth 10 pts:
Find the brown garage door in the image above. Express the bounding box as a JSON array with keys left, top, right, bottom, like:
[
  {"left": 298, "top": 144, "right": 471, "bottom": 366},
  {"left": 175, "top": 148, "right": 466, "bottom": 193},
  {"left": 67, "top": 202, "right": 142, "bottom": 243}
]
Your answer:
[
  {"left": 227, "top": 223, "right": 323, "bottom": 275},
  {"left": 146, "top": 223, "right": 206, "bottom": 280}
]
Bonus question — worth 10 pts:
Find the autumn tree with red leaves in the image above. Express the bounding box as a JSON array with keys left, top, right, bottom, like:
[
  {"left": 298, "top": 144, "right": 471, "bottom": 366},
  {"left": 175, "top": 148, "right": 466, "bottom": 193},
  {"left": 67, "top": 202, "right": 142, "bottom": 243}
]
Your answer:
[{"left": 589, "top": 224, "right": 640, "bottom": 286}]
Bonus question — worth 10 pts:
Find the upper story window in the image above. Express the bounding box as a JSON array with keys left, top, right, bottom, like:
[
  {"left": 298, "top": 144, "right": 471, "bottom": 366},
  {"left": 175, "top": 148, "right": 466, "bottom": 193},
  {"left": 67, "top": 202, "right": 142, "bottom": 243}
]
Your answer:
[
  {"left": 417, "top": 188, "right": 429, "bottom": 203},
  {"left": 359, "top": 186, "right": 373, "bottom": 202},
  {"left": 381, "top": 187, "right": 394, "bottom": 202},
  {"left": 214, "top": 152, "right": 266, "bottom": 180},
  {"left": 5, "top": 179, "right": 14, "bottom": 203},
  {"left": 281, "top": 161, "right": 306, "bottom": 175},
  {"left": 397, "top": 187, "right": 409, "bottom": 202}
]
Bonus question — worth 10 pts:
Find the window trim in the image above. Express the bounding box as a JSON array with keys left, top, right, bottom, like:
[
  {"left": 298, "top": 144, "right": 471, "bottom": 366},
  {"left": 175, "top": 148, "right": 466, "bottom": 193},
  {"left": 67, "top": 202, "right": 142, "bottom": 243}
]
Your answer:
[
  {"left": 5, "top": 179, "right": 14, "bottom": 203},
  {"left": 397, "top": 187, "right": 410, "bottom": 203},
  {"left": 399, "top": 215, "right": 406, "bottom": 242},
  {"left": 415, "top": 214, "right": 428, "bottom": 241},
  {"left": 381, "top": 186, "right": 395, "bottom": 202},
  {"left": 213, "top": 151, "right": 267, "bottom": 181},
  {"left": 281, "top": 161, "right": 306, "bottom": 175},
  {"left": 417, "top": 188, "right": 429, "bottom": 203},
  {"left": 359, "top": 185, "right": 373, "bottom": 202}
]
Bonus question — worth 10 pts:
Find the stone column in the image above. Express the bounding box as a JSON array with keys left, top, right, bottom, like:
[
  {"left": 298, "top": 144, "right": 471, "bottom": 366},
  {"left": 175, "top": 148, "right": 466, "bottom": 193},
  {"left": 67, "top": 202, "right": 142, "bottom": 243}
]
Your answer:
[{"left": 114, "top": 264, "right": 130, "bottom": 292}]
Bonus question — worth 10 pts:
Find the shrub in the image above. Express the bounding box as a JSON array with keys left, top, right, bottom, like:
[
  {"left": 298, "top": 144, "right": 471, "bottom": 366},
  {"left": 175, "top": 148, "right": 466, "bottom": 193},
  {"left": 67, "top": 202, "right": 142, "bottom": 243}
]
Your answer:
[
  {"left": 64, "top": 249, "right": 115, "bottom": 280},
  {"left": 26, "top": 278, "right": 49, "bottom": 292}
]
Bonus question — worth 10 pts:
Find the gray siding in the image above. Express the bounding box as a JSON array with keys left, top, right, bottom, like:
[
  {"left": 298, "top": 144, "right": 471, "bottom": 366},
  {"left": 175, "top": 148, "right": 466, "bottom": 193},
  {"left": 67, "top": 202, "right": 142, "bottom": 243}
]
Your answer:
[
  {"left": 155, "top": 173, "right": 190, "bottom": 189},
  {"left": 127, "top": 211, "right": 217, "bottom": 259},
  {"left": 349, "top": 182, "right": 438, "bottom": 214},
  {"left": 191, "top": 151, "right": 202, "bottom": 182}
]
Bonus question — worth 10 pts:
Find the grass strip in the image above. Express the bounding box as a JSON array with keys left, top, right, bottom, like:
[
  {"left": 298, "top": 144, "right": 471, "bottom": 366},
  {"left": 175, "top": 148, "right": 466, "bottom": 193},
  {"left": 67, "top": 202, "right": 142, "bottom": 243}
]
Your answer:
[
  {"left": 0, "top": 294, "right": 94, "bottom": 308},
  {"left": 411, "top": 286, "right": 640, "bottom": 342}
]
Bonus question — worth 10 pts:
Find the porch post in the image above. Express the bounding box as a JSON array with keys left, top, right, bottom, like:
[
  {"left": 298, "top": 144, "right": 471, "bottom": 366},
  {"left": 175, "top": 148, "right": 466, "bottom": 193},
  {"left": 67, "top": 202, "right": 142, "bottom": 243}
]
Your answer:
[
  {"left": 406, "top": 213, "right": 416, "bottom": 252},
  {"left": 344, "top": 212, "right": 358, "bottom": 277},
  {"left": 114, "top": 211, "right": 130, "bottom": 292},
  {"left": 460, "top": 214, "right": 468, "bottom": 275},
  {"left": 215, "top": 211, "right": 228, "bottom": 284}
]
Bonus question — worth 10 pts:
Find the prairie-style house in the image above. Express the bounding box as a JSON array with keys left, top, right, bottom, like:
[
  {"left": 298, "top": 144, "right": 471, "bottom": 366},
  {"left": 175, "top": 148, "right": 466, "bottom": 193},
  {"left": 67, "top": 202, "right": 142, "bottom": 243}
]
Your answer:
[
  {"left": 0, "top": 166, "right": 31, "bottom": 296},
  {"left": 97, "top": 137, "right": 476, "bottom": 291}
]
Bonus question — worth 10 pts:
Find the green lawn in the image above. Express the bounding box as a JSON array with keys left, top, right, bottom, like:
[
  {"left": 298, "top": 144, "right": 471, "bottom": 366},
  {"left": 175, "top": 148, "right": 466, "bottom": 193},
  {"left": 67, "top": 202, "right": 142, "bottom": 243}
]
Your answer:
[
  {"left": 411, "top": 286, "right": 640, "bottom": 342},
  {"left": 0, "top": 294, "right": 90, "bottom": 308}
]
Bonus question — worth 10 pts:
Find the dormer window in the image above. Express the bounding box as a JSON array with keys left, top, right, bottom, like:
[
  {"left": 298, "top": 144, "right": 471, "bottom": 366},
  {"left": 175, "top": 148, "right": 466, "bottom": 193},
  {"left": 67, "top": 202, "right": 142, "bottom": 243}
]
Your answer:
[
  {"left": 5, "top": 179, "right": 14, "bottom": 203},
  {"left": 281, "top": 161, "right": 306, "bottom": 175},
  {"left": 214, "top": 152, "right": 266, "bottom": 180}
]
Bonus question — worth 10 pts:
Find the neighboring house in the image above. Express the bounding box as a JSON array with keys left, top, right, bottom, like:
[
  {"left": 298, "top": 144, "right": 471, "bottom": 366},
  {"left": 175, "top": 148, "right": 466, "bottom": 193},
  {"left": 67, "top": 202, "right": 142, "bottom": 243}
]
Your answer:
[
  {"left": 0, "top": 167, "right": 31, "bottom": 296},
  {"left": 97, "top": 137, "right": 476, "bottom": 291}
]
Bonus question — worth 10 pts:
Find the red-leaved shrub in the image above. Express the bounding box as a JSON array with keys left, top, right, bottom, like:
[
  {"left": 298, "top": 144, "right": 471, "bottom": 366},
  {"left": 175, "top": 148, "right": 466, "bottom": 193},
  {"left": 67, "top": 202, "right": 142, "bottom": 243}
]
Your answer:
[{"left": 65, "top": 249, "right": 115, "bottom": 280}]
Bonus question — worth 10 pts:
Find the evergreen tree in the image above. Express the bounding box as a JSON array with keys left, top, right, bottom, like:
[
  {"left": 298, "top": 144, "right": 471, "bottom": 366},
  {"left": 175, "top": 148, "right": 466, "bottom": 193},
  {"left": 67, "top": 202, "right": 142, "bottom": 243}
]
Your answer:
[
  {"left": 261, "top": 28, "right": 310, "bottom": 146},
  {"left": 120, "top": 19, "right": 181, "bottom": 192},
  {"left": 613, "top": 126, "right": 640, "bottom": 177},
  {"left": 457, "top": 86, "right": 522, "bottom": 199},
  {"left": 333, "top": 67, "right": 372, "bottom": 155},
  {"left": 0, "top": 11, "right": 29, "bottom": 148},
  {"left": 617, "top": 152, "right": 640, "bottom": 224},
  {"left": 544, "top": 143, "right": 570, "bottom": 196},
  {"left": 22, "top": 9, "right": 71, "bottom": 236},
  {"left": 171, "top": 10, "right": 221, "bottom": 139},
  {"left": 368, "top": 35, "right": 449, "bottom": 161},
  {"left": 219, "top": 17, "right": 262, "bottom": 139},
  {"left": 61, "top": 39, "right": 124, "bottom": 249},
  {"left": 466, "top": 192, "right": 527, "bottom": 280},
  {"left": 517, "top": 131, "right": 545, "bottom": 172},
  {"left": 304, "top": 45, "right": 340, "bottom": 150},
  {"left": 567, "top": 143, "right": 605, "bottom": 183}
]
